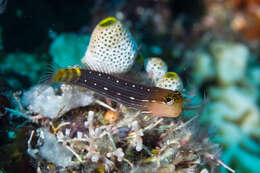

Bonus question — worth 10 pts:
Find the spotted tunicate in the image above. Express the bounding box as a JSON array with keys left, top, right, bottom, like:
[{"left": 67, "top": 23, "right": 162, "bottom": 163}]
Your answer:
[
  {"left": 156, "top": 72, "right": 183, "bottom": 91},
  {"left": 81, "top": 17, "right": 138, "bottom": 74},
  {"left": 145, "top": 57, "right": 168, "bottom": 82}
]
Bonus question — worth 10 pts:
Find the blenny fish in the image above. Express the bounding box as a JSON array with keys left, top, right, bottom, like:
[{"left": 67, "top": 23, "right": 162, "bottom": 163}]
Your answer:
[{"left": 51, "top": 67, "right": 183, "bottom": 117}]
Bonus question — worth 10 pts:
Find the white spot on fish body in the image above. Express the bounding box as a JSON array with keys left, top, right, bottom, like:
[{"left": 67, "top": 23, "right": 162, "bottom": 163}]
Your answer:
[
  {"left": 141, "top": 111, "right": 152, "bottom": 114},
  {"left": 132, "top": 84, "right": 135, "bottom": 87},
  {"left": 104, "top": 87, "right": 108, "bottom": 90},
  {"left": 94, "top": 83, "right": 97, "bottom": 86},
  {"left": 117, "top": 93, "right": 121, "bottom": 95},
  {"left": 129, "top": 97, "right": 135, "bottom": 100},
  {"left": 84, "top": 79, "right": 87, "bottom": 83},
  {"left": 147, "top": 88, "right": 151, "bottom": 92},
  {"left": 116, "top": 80, "right": 119, "bottom": 83},
  {"left": 98, "top": 73, "right": 102, "bottom": 76}
]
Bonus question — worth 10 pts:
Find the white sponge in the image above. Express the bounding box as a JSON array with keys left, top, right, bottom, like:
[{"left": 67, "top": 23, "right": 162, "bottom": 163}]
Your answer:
[
  {"left": 22, "top": 84, "right": 94, "bottom": 119},
  {"left": 38, "top": 128, "right": 74, "bottom": 167}
]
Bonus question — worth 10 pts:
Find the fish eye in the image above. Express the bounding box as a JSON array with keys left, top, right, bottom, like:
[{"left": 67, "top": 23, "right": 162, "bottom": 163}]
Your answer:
[
  {"left": 165, "top": 97, "right": 174, "bottom": 106},
  {"left": 166, "top": 97, "right": 171, "bottom": 102}
]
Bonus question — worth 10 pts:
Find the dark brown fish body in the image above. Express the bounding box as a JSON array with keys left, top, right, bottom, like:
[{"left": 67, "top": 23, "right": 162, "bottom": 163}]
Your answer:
[{"left": 53, "top": 68, "right": 183, "bottom": 117}]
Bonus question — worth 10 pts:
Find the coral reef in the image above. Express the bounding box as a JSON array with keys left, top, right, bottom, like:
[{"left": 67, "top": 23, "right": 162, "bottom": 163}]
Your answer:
[
  {"left": 1, "top": 1, "right": 259, "bottom": 172},
  {"left": 15, "top": 17, "right": 227, "bottom": 173},
  {"left": 192, "top": 40, "right": 260, "bottom": 173},
  {"left": 24, "top": 105, "right": 221, "bottom": 172}
]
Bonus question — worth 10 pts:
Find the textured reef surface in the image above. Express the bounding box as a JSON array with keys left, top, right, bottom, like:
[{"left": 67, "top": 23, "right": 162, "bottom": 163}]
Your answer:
[
  {"left": 2, "top": 17, "right": 224, "bottom": 173},
  {"left": 0, "top": 0, "right": 259, "bottom": 173}
]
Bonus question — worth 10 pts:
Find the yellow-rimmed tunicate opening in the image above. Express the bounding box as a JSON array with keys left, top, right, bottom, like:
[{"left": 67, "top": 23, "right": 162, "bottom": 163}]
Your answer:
[
  {"left": 98, "top": 17, "right": 117, "bottom": 27},
  {"left": 156, "top": 72, "right": 183, "bottom": 91},
  {"left": 165, "top": 72, "right": 179, "bottom": 79}
]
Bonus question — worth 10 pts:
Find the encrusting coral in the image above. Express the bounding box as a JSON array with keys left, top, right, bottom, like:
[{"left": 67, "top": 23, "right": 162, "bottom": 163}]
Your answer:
[{"left": 7, "top": 17, "right": 235, "bottom": 173}]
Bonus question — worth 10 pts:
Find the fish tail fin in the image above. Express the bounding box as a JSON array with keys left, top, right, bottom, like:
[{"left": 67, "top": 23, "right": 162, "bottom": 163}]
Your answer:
[{"left": 37, "top": 62, "right": 61, "bottom": 86}]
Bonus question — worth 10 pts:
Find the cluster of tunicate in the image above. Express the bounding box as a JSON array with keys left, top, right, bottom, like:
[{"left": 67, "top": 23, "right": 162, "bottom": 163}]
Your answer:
[
  {"left": 81, "top": 17, "right": 138, "bottom": 74},
  {"left": 145, "top": 57, "right": 183, "bottom": 91}
]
